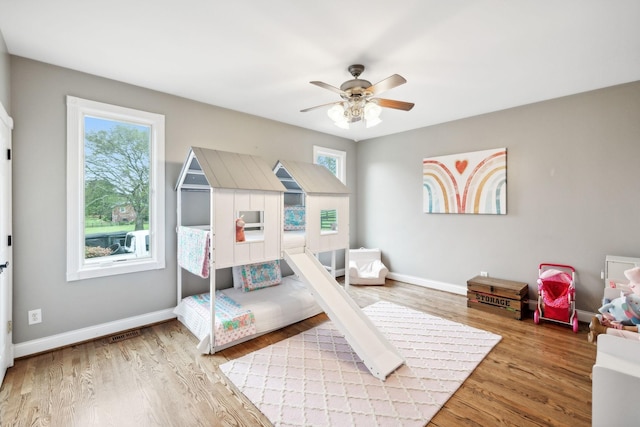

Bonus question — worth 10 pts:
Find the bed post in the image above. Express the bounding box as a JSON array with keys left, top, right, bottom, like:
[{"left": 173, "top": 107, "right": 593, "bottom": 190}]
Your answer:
[
  {"left": 209, "top": 186, "right": 216, "bottom": 354},
  {"left": 176, "top": 189, "right": 183, "bottom": 305},
  {"left": 345, "top": 248, "right": 350, "bottom": 290},
  {"left": 345, "top": 193, "right": 350, "bottom": 290},
  {"left": 330, "top": 250, "right": 336, "bottom": 278}
]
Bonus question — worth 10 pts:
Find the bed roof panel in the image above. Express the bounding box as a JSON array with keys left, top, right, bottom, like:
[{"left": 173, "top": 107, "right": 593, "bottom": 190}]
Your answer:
[
  {"left": 179, "top": 147, "right": 285, "bottom": 192},
  {"left": 276, "top": 159, "right": 349, "bottom": 195}
]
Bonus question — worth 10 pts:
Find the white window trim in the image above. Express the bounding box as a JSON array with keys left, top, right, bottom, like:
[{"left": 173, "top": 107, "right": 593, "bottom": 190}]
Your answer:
[
  {"left": 313, "top": 145, "right": 346, "bottom": 184},
  {"left": 66, "top": 96, "right": 165, "bottom": 281}
]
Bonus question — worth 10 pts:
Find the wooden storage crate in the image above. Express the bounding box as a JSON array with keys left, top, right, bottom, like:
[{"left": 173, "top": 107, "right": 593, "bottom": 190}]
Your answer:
[{"left": 467, "top": 276, "right": 528, "bottom": 320}]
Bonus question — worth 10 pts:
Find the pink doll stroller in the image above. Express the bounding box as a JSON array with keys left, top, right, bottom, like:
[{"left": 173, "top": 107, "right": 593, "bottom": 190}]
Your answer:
[{"left": 534, "top": 263, "right": 578, "bottom": 333}]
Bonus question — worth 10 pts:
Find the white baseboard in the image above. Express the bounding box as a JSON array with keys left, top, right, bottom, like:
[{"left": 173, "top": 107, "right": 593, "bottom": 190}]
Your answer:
[
  {"left": 387, "top": 272, "right": 466, "bottom": 296},
  {"left": 14, "top": 274, "right": 599, "bottom": 359},
  {"left": 13, "top": 266, "right": 346, "bottom": 359},
  {"left": 14, "top": 308, "right": 176, "bottom": 358},
  {"left": 389, "top": 272, "right": 598, "bottom": 323},
  {"left": 526, "top": 300, "right": 596, "bottom": 324}
]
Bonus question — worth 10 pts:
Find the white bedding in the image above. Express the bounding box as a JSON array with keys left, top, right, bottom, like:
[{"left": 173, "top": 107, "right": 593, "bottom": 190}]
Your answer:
[{"left": 174, "top": 275, "right": 322, "bottom": 352}]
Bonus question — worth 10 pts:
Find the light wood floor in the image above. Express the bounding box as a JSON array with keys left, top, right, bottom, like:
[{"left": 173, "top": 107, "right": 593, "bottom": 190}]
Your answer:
[{"left": 0, "top": 279, "right": 596, "bottom": 426}]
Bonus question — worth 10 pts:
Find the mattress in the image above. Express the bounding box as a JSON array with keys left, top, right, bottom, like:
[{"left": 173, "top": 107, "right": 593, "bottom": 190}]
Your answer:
[{"left": 174, "top": 274, "right": 322, "bottom": 351}]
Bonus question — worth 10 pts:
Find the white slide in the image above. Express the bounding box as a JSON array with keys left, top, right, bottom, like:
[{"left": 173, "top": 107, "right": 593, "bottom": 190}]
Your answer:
[{"left": 284, "top": 248, "right": 404, "bottom": 380}]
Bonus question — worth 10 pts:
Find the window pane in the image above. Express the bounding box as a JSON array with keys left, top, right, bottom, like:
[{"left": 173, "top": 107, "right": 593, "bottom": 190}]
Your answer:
[
  {"left": 320, "top": 209, "right": 338, "bottom": 233},
  {"left": 236, "top": 210, "right": 264, "bottom": 243},
  {"left": 83, "top": 117, "right": 151, "bottom": 262},
  {"left": 313, "top": 145, "right": 346, "bottom": 184},
  {"left": 316, "top": 155, "right": 337, "bottom": 175},
  {"left": 67, "top": 96, "right": 165, "bottom": 281}
]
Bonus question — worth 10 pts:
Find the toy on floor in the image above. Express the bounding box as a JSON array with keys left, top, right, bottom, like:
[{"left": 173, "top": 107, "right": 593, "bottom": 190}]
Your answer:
[
  {"left": 348, "top": 248, "right": 388, "bottom": 285},
  {"left": 589, "top": 267, "right": 640, "bottom": 343},
  {"left": 598, "top": 293, "right": 640, "bottom": 326},
  {"left": 626, "top": 267, "right": 640, "bottom": 294},
  {"left": 588, "top": 316, "right": 640, "bottom": 343},
  {"left": 599, "top": 267, "right": 640, "bottom": 325},
  {"left": 534, "top": 263, "right": 578, "bottom": 333}
]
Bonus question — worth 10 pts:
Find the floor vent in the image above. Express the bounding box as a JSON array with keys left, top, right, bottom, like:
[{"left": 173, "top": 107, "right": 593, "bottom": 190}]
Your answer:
[{"left": 108, "top": 329, "right": 141, "bottom": 343}]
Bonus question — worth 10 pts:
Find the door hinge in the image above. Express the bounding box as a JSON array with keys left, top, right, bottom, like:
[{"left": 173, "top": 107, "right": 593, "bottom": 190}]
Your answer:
[
  {"left": 7, "top": 235, "right": 11, "bottom": 247},
  {"left": 7, "top": 320, "right": 12, "bottom": 334},
  {"left": 6, "top": 148, "right": 10, "bottom": 160}
]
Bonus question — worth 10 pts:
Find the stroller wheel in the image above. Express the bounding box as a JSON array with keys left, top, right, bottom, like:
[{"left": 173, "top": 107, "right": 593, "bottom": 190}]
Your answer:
[
  {"left": 534, "top": 308, "right": 540, "bottom": 324},
  {"left": 572, "top": 316, "right": 579, "bottom": 333}
]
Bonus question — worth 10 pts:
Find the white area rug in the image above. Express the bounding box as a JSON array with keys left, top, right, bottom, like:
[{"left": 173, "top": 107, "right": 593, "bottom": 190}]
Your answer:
[{"left": 220, "top": 301, "right": 501, "bottom": 426}]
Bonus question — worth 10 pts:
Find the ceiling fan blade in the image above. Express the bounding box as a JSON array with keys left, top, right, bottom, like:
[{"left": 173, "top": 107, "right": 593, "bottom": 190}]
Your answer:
[
  {"left": 300, "top": 101, "right": 342, "bottom": 113},
  {"left": 374, "top": 98, "right": 415, "bottom": 111},
  {"left": 367, "top": 74, "right": 407, "bottom": 95},
  {"left": 310, "top": 81, "right": 345, "bottom": 95}
]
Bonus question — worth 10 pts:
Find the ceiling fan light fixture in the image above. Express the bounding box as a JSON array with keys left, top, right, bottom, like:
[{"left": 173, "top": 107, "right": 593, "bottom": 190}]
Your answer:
[
  {"left": 364, "top": 101, "right": 381, "bottom": 120},
  {"left": 328, "top": 103, "right": 349, "bottom": 128},
  {"left": 327, "top": 104, "right": 345, "bottom": 122},
  {"left": 304, "top": 64, "right": 412, "bottom": 131}
]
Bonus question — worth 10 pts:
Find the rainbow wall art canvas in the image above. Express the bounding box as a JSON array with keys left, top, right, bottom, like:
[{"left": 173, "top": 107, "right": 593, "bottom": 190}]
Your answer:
[{"left": 423, "top": 148, "right": 507, "bottom": 214}]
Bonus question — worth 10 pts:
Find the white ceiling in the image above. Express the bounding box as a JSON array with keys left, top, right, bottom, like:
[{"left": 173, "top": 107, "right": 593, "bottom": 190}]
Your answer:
[{"left": 1, "top": 1, "right": 639, "bottom": 142}]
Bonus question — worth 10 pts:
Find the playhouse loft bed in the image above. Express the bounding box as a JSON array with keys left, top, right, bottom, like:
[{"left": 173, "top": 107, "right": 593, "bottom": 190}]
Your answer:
[
  {"left": 174, "top": 147, "right": 404, "bottom": 380},
  {"left": 274, "top": 159, "right": 351, "bottom": 284},
  {"left": 174, "top": 147, "right": 322, "bottom": 353}
]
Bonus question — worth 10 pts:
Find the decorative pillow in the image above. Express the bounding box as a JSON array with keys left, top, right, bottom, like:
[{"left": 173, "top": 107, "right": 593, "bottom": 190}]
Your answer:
[
  {"left": 284, "top": 205, "right": 305, "bottom": 231},
  {"left": 232, "top": 260, "right": 282, "bottom": 292}
]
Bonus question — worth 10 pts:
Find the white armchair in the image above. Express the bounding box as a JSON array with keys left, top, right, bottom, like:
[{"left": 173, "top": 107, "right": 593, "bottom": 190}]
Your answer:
[{"left": 349, "top": 248, "right": 388, "bottom": 285}]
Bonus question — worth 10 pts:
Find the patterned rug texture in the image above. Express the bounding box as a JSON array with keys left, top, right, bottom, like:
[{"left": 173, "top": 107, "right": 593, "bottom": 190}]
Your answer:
[{"left": 219, "top": 300, "right": 501, "bottom": 426}]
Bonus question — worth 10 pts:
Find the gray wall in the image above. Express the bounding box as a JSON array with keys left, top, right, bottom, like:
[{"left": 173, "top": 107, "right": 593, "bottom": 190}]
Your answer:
[
  {"left": 10, "top": 56, "right": 355, "bottom": 343},
  {"left": 9, "top": 51, "right": 640, "bottom": 345},
  {"left": 356, "top": 81, "right": 640, "bottom": 312},
  {"left": 0, "top": 29, "right": 9, "bottom": 109}
]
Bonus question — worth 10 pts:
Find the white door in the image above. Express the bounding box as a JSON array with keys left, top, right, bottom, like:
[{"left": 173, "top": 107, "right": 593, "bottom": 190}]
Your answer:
[{"left": 0, "top": 101, "right": 13, "bottom": 385}]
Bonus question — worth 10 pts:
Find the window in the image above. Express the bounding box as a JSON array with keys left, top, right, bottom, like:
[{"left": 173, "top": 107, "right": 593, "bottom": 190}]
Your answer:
[
  {"left": 313, "top": 146, "right": 346, "bottom": 184},
  {"left": 237, "top": 210, "right": 264, "bottom": 242},
  {"left": 66, "top": 96, "right": 165, "bottom": 281},
  {"left": 320, "top": 209, "right": 338, "bottom": 234}
]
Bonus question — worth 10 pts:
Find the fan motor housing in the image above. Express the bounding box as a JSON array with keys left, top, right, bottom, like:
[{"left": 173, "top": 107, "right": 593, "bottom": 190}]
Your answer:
[
  {"left": 340, "top": 79, "right": 372, "bottom": 96},
  {"left": 301, "top": 63, "right": 413, "bottom": 114},
  {"left": 340, "top": 64, "right": 372, "bottom": 97}
]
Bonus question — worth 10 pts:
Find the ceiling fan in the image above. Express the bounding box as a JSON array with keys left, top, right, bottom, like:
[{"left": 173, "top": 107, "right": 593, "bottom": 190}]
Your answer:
[{"left": 301, "top": 64, "right": 414, "bottom": 129}]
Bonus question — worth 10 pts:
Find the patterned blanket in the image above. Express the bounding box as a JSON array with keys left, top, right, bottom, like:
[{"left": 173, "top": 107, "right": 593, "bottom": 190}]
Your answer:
[
  {"left": 180, "top": 291, "right": 256, "bottom": 347},
  {"left": 177, "top": 226, "right": 210, "bottom": 278}
]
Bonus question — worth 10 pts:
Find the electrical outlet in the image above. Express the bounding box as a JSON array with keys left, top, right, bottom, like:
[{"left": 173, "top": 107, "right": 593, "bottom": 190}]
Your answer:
[
  {"left": 28, "top": 309, "right": 42, "bottom": 325},
  {"left": 480, "top": 271, "right": 488, "bottom": 277}
]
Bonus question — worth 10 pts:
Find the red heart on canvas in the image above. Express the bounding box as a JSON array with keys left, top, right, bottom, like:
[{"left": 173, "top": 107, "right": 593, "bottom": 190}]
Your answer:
[{"left": 455, "top": 160, "right": 468, "bottom": 174}]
